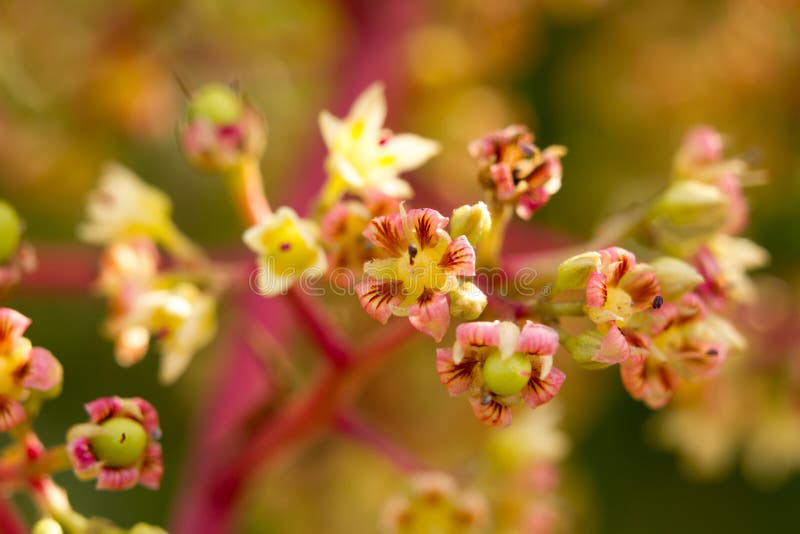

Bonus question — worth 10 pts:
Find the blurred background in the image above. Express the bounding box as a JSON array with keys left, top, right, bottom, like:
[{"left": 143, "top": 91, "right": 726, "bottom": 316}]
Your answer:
[{"left": 2, "top": 0, "right": 800, "bottom": 532}]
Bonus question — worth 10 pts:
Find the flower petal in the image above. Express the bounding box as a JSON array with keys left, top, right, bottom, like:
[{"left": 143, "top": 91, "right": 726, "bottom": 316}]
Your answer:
[
  {"left": 318, "top": 110, "right": 343, "bottom": 148},
  {"left": 517, "top": 322, "right": 559, "bottom": 356},
  {"left": 490, "top": 163, "right": 517, "bottom": 200},
  {"left": 469, "top": 395, "right": 512, "bottom": 428},
  {"left": 598, "top": 247, "right": 636, "bottom": 285},
  {"left": 97, "top": 466, "right": 140, "bottom": 491},
  {"left": 593, "top": 324, "right": 631, "bottom": 364},
  {"left": 522, "top": 366, "right": 566, "bottom": 409},
  {"left": 408, "top": 291, "right": 450, "bottom": 342},
  {"left": 407, "top": 209, "right": 448, "bottom": 250},
  {"left": 66, "top": 436, "right": 101, "bottom": 478},
  {"left": 674, "top": 342, "right": 726, "bottom": 380},
  {"left": 356, "top": 279, "right": 404, "bottom": 324},
  {"left": 85, "top": 396, "right": 124, "bottom": 424},
  {"left": 19, "top": 347, "right": 62, "bottom": 391},
  {"left": 348, "top": 82, "right": 386, "bottom": 142},
  {"left": 619, "top": 264, "right": 661, "bottom": 310},
  {"left": 455, "top": 321, "right": 502, "bottom": 350},
  {"left": 0, "top": 397, "right": 26, "bottom": 431},
  {"left": 436, "top": 349, "right": 477, "bottom": 396},
  {"left": 131, "top": 398, "right": 161, "bottom": 437},
  {"left": 381, "top": 134, "right": 440, "bottom": 172},
  {"left": 363, "top": 213, "right": 408, "bottom": 255},
  {"left": 620, "top": 356, "right": 679, "bottom": 409},
  {"left": 585, "top": 271, "right": 608, "bottom": 308},
  {"left": 138, "top": 443, "right": 164, "bottom": 490},
  {"left": 0, "top": 308, "right": 31, "bottom": 354},
  {"left": 438, "top": 235, "right": 476, "bottom": 277}
]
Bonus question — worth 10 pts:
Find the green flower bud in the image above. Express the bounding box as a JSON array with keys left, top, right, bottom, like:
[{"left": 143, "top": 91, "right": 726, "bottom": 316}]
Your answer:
[
  {"left": 562, "top": 331, "right": 611, "bottom": 370},
  {"left": 130, "top": 523, "right": 169, "bottom": 534},
  {"left": 449, "top": 281, "right": 487, "bottom": 320},
  {"left": 450, "top": 202, "right": 491, "bottom": 247},
  {"left": 188, "top": 84, "right": 242, "bottom": 125},
  {"left": 89, "top": 417, "right": 148, "bottom": 468},
  {"left": 482, "top": 350, "right": 531, "bottom": 396},
  {"left": 646, "top": 180, "right": 728, "bottom": 249},
  {"left": 0, "top": 199, "right": 22, "bottom": 263},
  {"left": 32, "top": 518, "right": 63, "bottom": 534},
  {"left": 554, "top": 251, "right": 600, "bottom": 294},
  {"left": 651, "top": 257, "right": 704, "bottom": 299}
]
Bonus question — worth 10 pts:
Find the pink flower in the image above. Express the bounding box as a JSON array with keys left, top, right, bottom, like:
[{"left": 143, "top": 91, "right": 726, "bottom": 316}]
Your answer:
[
  {"left": 469, "top": 125, "right": 565, "bottom": 220},
  {"left": 66, "top": 396, "right": 163, "bottom": 491},
  {"left": 0, "top": 308, "right": 63, "bottom": 431},
  {"left": 356, "top": 207, "right": 483, "bottom": 341},
  {"left": 583, "top": 247, "right": 661, "bottom": 364},
  {"left": 436, "top": 321, "right": 564, "bottom": 427}
]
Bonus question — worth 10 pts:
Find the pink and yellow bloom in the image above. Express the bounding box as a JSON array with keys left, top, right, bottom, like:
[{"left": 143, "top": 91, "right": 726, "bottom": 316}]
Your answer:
[
  {"left": 436, "top": 321, "right": 564, "bottom": 427},
  {"left": 469, "top": 125, "right": 565, "bottom": 220},
  {"left": 0, "top": 308, "right": 63, "bottom": 431},
  {"left": 356, "top": 207, "right": 483, "bottom": 341},
  {"left": 66, "top": 396, "right": 163, "bottom": 491}
]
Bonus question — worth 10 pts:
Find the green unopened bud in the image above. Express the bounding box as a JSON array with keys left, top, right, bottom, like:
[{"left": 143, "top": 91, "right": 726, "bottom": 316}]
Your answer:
[
  {"left": 188, "top": 84, "right": 243, "bottom": 125},
  {"left": 0, "top": 199, "right": 22, "bottom": 263},
  {"left": 482, "top": 350, "right": 531, "bottom": 396},
  {"left": 450, "top": 202, "right": 491, "bottom": 247},
  {"left": 32, "top": 518, "right": 63, "bottom": 534},
  {"left": 646, "top": 180, "right": 728, "bottom": 249},
  {"left": 651, "top": 257, "right": 704, "bottom": 299},
  {"left": 89, "top": 417, "right": 148, "bottom": 467},
  {"left": 449, "top": 281, "right": 487, "bottom": 320},
  {"left": 562, "top": 331, "right": 610, "bottom": 370},
  {"left": 554, "top": 251, "right": 600, "bottom": 294}
]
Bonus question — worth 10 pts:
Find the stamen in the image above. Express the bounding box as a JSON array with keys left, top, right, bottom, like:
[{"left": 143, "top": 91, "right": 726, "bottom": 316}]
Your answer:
[
  {"left": 408, "top": 244, "right": 418, "bottom": 265},
  {"left": 652, "top": 295, "right": 664, "bottom": 309},
  {"left": 706, "top": 348, "right": 718, "bottom": 356},
  {"left": 280, "top": 243, "right": 291, "bottom": 252}
]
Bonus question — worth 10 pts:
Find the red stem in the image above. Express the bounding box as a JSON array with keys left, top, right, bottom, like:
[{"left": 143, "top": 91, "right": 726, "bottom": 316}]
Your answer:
[
  {"left": 286, "top": 288, "right": 353, "bottom": 368},
  {"left": 0, "top": 499, "right": 26, "bottom": 534},
  {"left": 334, "top": 411, "right": 425, "bottom": 473}
]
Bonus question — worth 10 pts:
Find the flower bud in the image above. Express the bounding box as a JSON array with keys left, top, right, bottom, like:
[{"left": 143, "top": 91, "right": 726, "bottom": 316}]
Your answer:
[
  {"left": 646, "top": 180, "right": 728, "bottom": 249},
  {"left": 651, "top": 257, "right": 704, "bottom": 300},
  {"left": 32, "top": 518, "right": 63, "bottom": 534},
  {"left": 449, "top": 281, "right": 487, "bottom": 320},
  {"left": 554, "top": 251, "right": 600, "bottom": 294},
  {"left": 129, "top": 523, "right": 168, "bottom": 534},
  {"left": 562, "top": 331, "right": 612, "bottom": 370},
  {"left": 0, "top": 199, "right": 22, "bottom": 263},
  {"left": 181, "top": 83, "right": 267, "bottom": 174},
  {"left": 450, "top": 202, "right": 491, "bottom": 247}
]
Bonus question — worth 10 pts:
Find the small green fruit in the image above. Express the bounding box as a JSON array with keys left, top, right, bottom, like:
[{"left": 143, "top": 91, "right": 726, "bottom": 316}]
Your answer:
[
  {"left": 482, "top": 350, "right": 531, "bottom": 396},
  {"left": 0, "top": 200, "right": 21, "bottom": 263},
  {"left": 89, "top": 417, "right": 148, "bottom": 467},
  {"left": 188, "top": 84, "right": 242, "bottom": 125}
]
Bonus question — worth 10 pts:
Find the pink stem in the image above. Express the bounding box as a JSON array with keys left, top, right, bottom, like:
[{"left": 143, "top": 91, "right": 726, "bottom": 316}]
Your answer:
[
  {"left": 0, "top": 499, "right": 26, "bottom": 534},
  {"left": 334, "top": 411, "right": 425, "bottom": 473},
  {"left": 286, "top": 288, "right": 353, "bottom": 368}
]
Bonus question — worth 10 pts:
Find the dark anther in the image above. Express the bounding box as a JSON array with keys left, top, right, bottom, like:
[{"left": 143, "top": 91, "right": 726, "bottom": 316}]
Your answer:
[
  {"left": 481, "top": 392, "right": 493, "bottom": 406},
  {"left": 652, "top": 295, "right": 664, "bottom": 309},
  {"left": 408, "top": 244, "right": 418, "bottom": 265},
  {"left": 519, "top": 143, "right": 536, "bottom": 157},
  {"left": 707, "top": 348, "right": 719, "bottom": 356},
  {"left": 120, "top": 433, "right": 127, "bottom": 444},
  {"left": 280, "top": 243, "right": 291, "bottom": 252}
]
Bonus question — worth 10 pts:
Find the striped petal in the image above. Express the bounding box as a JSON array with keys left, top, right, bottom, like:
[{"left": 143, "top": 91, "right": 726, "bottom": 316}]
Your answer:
[
  {"left": 619, "top": 264, "right": 661, "bottom": 311},
  {"left": 66, "top": 436, "right": 101, "bottom": 479},
  {"left": 20, "top": 347, "right": 62, "bottom": 391},
  {"left": 436, "top": 349, "right": 477, "bottom": 396},
  {"left": 0, "top": 308, "right": 30, "bottom": 354},
  {"left": 407, "top": 209, "right": 448, "bottom": 250},
  {"left": 620, "top": 355, "right": 679, "bottom": 409},
  {"left": 408, "top": 291, "right": 450, "bottom": 342},
  {"left": 469, "top": 395, "right": 512, "bottom": 428},
  {"left": 85, "top": 396, "right": 124, "bottom": 424},
  {"left": 517, "top": 322, "right": 559, "bottom": 356},
  {"left": 455, "top": 321, "right": 502, "bottom": 350},
  {"left": 363, "top": 213, "right": 408, "bottom": 255},
  {"left": 97, "top": 466, "right": 139, "bottom": 491},
  {"left": 0, "top": 396, "right": 26, "bottom": 431},
  {"left": 585, "top": 271, "right": 608, "bottom": 308},
  {"left": 438, "top": 236, "right": 476, "bottom": 276},
  {"left": 138, "top": 443, "right": 164, "bottom": 490},
  {"left": 356, "top": 279, "right": 404, "bottom": 324},
  {"left": 522, "top": 366, "right": 566, "bottom": 409},
  {"left": 592, "top": 324, "right": 631, "bottom": 364}
]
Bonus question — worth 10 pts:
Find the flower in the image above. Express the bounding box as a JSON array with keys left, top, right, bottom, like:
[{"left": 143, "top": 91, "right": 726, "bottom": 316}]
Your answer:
[
  {"left": 469, "top": 125, "right": 565, "bottom": 220},
  {"left": 318, "top": 83, "right": 440, "bottom": 204},
  {"left": 692, "top": 234, "right": 769, "bottom": 310},
  {"left": 579, "top": 247, "right": 661, "bottom": 365},
  {"left": 356, "top": 206, "right": 483, "bottom": 341},
  {"left": 0, "top": 308, "right": 62, "bottom": 431},
  {"left": 243, "top": 206, "right": 328, "bottom": 296},
  {"left": 436, "top": 321, "right": 564, "bottom": 427},
  {"left": 381, "top": 472, "right": 488, "bottom": 534},
  {"left": 112, "top": 283, "right": 217, "bottom": 384},
  {"left": 79, "top": 163, "right": 201, "bottom": 261},
  {"left": 66, "top": 396, "right": 163, "bottom": 491},
  {"left": 181, "top": 83, "right": 267, "bottom": 174},
  {"left": 320, "top": 191, "right": 400, "bottom": 274}
]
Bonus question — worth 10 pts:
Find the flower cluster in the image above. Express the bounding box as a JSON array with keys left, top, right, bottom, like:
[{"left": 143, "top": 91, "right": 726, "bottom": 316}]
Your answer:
[
  {"left": 468, "top": 124, "right": 565, "bottom": 220},
  {"left": 66, "top": 396, "right": 163, "bottom": 490},
  {"left": 0, "top": 308, "right": 62, "bottom": 431},
  {"left": 437, "top": 321, "right": 563, "bottom": 427},
  {"left": 80, "top": 164, "right": 217, "bottom": 384}
]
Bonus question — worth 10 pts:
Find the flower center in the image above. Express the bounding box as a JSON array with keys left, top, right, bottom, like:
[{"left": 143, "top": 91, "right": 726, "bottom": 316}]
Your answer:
[
  {"left": 89, "top": 417, "right": 148, "bottom": 468},
  {"left": 482, "top": 349, "right": 532, "bottom": 396},
  {"left": 605, "top": 286, "right": 634, "bottom": 322}
]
